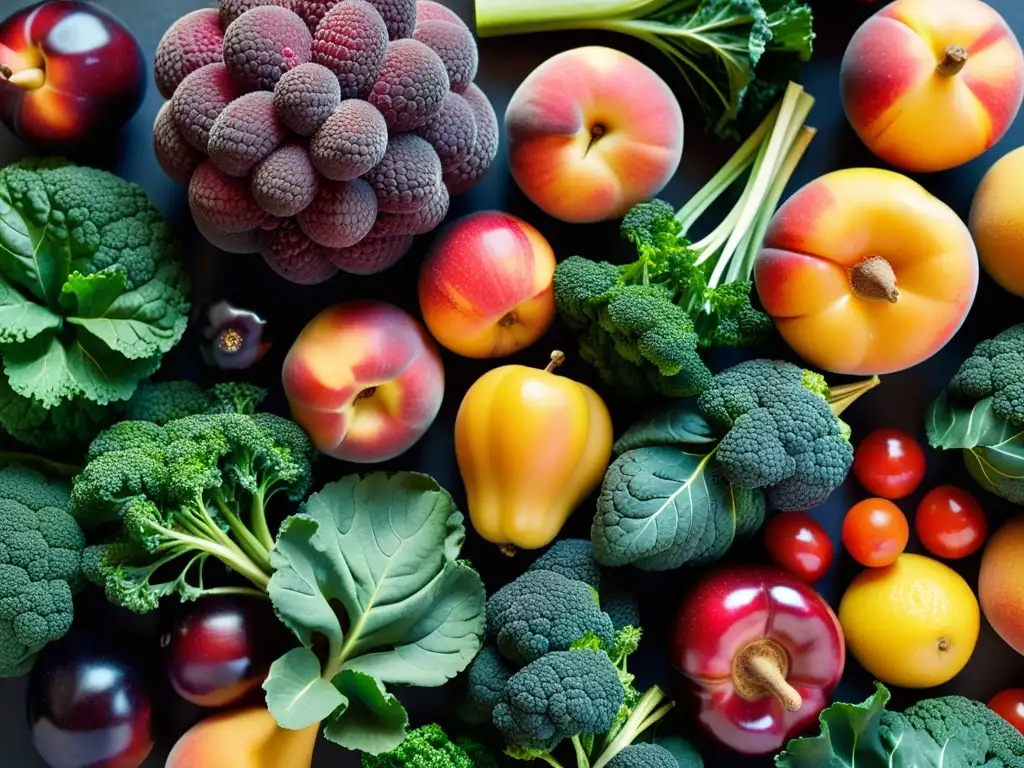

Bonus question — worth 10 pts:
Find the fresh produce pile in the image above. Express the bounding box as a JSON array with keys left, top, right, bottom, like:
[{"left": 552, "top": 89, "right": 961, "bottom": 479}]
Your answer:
[
  {"left": 151, "top": 0, "right": 496, "bottom": 283},
  {"left": 6, "top": 0, "right": 1024, "bottom": 767}
]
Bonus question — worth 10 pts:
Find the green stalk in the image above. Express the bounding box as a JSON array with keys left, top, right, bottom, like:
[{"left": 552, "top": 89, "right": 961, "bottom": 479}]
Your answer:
[
  {"left": 249, "top": 489, "right": 275, "bottom": 553},
  {"left": 144, "top": 521, "right": 271, "bottom": 591},
  {"left": 0, "top": 452, "right": 82, "bottom": 477},
  {"left": 536, "top": 756, "right": 567, "bottom": 768},
  {"left": 475, "top": 0, "right": 667, "bottom": 35},
  {"left": 202, "top": 586, "right": 269, "bottom": 599},
  {"left": 571, "top": 736, "right": 591, "bottom": 768},
  {"left": 212, "top": 492, "right": 272, "bottom": 573},
  {"left": 591, "top": 687, "right": 675, "bottom": 768}
]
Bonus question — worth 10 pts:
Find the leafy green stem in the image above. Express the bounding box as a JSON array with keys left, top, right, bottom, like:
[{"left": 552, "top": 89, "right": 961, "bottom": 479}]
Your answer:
[
  {"left": 571, "top": 735, "right": 591, "bottom": 767},
  {"left": 212, "top": 491, "right": 271, "bottom": 572},
  {"left": 145, "top": 517, "right": 271, "bottom": 591},
  {"left": 249, "top": 489, "right": 275, "bottom": 553},
  {"left": 591, "top": 687, "right": 674, "bottom": 768}
]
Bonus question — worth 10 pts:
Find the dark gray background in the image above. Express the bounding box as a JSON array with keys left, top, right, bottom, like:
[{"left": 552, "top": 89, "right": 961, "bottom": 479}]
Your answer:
[{"left": 3, "top": 0, "right": 1024, "bottom": 765}]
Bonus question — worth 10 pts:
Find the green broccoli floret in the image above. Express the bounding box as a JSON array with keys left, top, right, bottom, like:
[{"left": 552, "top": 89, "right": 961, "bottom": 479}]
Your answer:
[
  {"left": 0, "top": 465, "right": 86, "bottom": 677},
  {"left": 463, "top": 644, "right": 515, "bottom": 723},
  {"left": 0, "top": 158, "right": 189, "bottom": 449},
  {"left": 696, "top": 360, "right": 878, "bottom": 510},
  {"left": 948, "top": 324, "right": 1024, "bottom": 426},
  {"left": 72, "top": 410, "right": 315, "bottom": 612},
  {"left": 529, "top": 539, "right": 602, "bottom": 589},
  {"left": 363, "top": 724, "right": 475, "bottom": 768},
  {"left": 487, "top": 570, "right": 615, "bottom": 664},
  {"left": 493, "top": 649, "right": 625, "bottom": 750},
  {"left": 125, "top": 381, "right": 267, "bottom": 425},
  {"left": 606, "top": 743, "right": 681, "bottom": 768},
  {"left": 883, "top": 695, "right": 1024, "bottom": 766}
]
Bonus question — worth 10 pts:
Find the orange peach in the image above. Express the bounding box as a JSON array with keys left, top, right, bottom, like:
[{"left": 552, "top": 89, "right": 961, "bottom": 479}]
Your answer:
[
  {"left": 970, "top": 146, "right": 1024, "bottom": 297},
  {"left": 504, "top": 45, "right": 683, "bottom": 223},
  {"left": 841, "top": 0, "right": 1024, "bottom": 172},
  {"left": 419, "top": 211, "right": 556, "bottom": 358},
  {"left": 980, "top": 517, "right": 1024, "bottom": 657},
  {"left": 754, "top": 168, "right": 978, "bottom": 375},
  {"left": 282, "top": 301, "right": 444, "bottom": 463},
  {"left": 167, "top": 707, "right": 317, "bottom": 768}
]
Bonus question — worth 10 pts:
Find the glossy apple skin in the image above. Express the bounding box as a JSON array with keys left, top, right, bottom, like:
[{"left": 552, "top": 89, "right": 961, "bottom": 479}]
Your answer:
[
  {"left": 419, "top": 212, "right": 557, "bottom": 358},
  {"left": 671, "top": 566, "right": 845, "bottom": 756},
  {"left": 0, "top": 1, "right": 145, "bottom": 146},
  {"left": 282, "top": 300, "right": 445, "bottom": 463},
  {"left": 27, "top": 633, "right": 153, "bottom": 768},
  {"left": 164, "top": 596, "right": 290, "bottom": 708}
]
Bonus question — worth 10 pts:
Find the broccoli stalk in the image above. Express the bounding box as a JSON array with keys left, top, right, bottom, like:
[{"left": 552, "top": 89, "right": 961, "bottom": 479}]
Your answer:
[{"left": 554, "top": 82, "right": 816, "bottom": 398}]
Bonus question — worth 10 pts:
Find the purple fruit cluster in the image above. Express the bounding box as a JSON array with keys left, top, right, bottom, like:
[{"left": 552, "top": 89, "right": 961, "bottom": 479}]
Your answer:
[{"left": 152, "top": 0, "right": 496, "bottom": 284}]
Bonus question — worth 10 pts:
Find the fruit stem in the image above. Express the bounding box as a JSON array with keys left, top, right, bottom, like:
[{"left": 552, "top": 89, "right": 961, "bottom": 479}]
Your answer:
[
  {"left": 747, "top": 655, "right": 803, "bottom": 712},
  {"left": 498, "top": 543, "right": 518, "bottom": 557},
  {"left": 7, "top": 67, "right": 44, "bottom": 90},
  {"left": 827, "top": 376, "right": 881, "bottom": 417},
  {"left": 850, "top": 256, "right": 898, "bottom": 303},
  {"left": 544, "top": 350, "right": 566, "bottom": 373},
  {"left": 937, "top": 45, "right": 968, "bottom": 76},
  {"left": 0, "top": 64, "right": 10, "bottom": 79},
  {"left": 732, "top": 638, "right": 803, "bottom": 712}
]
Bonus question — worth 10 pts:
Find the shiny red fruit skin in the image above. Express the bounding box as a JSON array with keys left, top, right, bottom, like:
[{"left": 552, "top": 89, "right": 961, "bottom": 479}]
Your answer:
[
  {"left": 27, "top": 632, "right": 153, "bottom": 768},
  {"left": 671, "top": 566, "right": 845, "bottom": 756},
  {"left": 0, "top": 1, "right": 145, "bottom": 146},
  {"left": 915, "top": 485, "right": 988, "bottom": 560},
  {"left": 164, "top": 596, "right": 287, "bottom": 708},
  {"left": 990, "top": 689, "right": 1024, "bottom": 735},
  {"left": 842, "top": 498, "right": 909, "bottom": 567},
  {"left": 764, "top": 512, "right": 834, "bottom": 583},
  {"left": 852, "top": 428, "right": 926, "bottom": 499}
]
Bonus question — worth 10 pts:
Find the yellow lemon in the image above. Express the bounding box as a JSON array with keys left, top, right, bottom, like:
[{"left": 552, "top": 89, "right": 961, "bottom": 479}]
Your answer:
[{"left": 838, "top": 553, "right": 979, "bottom": 688}]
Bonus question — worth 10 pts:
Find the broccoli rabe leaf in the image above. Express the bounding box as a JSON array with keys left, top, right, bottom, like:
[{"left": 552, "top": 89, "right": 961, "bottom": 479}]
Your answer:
[
  {"left": 613, "top": 404, "right": 718, "bottom": 455},
  {"left": 265, "top": 473, "right": 485, "bottom": 754},
  {"left": 593, "top": 445, "right": 765, "bottom": 571}
]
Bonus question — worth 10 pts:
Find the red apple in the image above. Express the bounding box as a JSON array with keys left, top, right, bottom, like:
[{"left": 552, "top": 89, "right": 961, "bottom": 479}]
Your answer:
[
  {"left": 0, "top": 1, "right": 146, "bottom": 146},
  {"left": 282, "top": 301, "right": 445, "bottom": 463},
  {"left": 418, "top": 211, "right": 557, "bottom": 358}
]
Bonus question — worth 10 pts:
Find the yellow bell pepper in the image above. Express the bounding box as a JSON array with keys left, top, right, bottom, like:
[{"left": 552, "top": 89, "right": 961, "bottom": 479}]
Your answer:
[{"left": 455, "top": 351, "right": 613, "bottom": 552}]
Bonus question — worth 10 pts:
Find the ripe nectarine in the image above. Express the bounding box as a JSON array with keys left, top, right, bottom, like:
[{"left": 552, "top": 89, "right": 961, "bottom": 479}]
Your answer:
[
  {"left": 505, "top": 46, "right": 683, "bottom": 223},
  {"left": 970, "top": 146, "right": 1024, "bottom": 298}
]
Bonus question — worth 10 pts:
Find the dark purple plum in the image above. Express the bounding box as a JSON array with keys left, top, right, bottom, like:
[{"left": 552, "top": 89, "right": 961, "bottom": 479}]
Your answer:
[
  {"left": 162, "top": 595, "right": 288, "bottom": 708},
  {"left": 27, "top": 634, "right": 153, "bottom": 768}
]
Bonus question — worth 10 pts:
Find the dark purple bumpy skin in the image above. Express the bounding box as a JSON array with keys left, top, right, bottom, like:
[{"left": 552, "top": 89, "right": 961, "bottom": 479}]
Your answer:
[
  {"left": 310, "top": 99, "right": 388, "bottom": 181},
  {"left": 259, "top": 218, "right": 338, "bottom": 284},
  {"left": 170, "top": 63, "right": 242, "bottom": 153},
  {"left": 220, "top": 0, "right": 293, "bottom": 27},
  {"left": 251, "top": 144, "right": 319, "bottom": 217},
  {"left": 298, "top": 178, "right": 378, "bottom": 248},
  {"left": 363, "top": 133, "right": 442, "bottom": 214},
  {"left": 414, "top": 0, "right": 464, "bottom": 28},
  {"left": 154, "top": 103, "right": 204, "bottom": 184},
  {"left": 369, "top": 39, "right": 449, "bottom": 132},
  {"left": 370, "top": 183, "right": 448, "bottom": 237},
  {"left": 365, "top": 0, "right": 417, "bottom": 40},
  {"left": 154, "top": 8, "right": 225, "bottom": 99},
  {"left": 291, "top": 0, "right": 339, "bottom": 33},
  {"left": 273, "top": 63, "right": 342, "bottom": 136},
  {"left": 194, "top": 212, "right": 261, "bottom": 254},
  {"left": 208, "top": 91, "right": 288, "bottom": 177},
  {"left": 444, "top": 83, "right": 498, "bottom": 196},
  {"left": 416, "top": 91, "right": 475, "bottom": 171},
  {"left": 312, "top": 1, "right": 388, "bottom": 99},
  {"left": 222, "top": 6, "right": 313, "bottom": 92},
  {"left": 413, "top": 20, "right": 477, "bottom": 93},
  {"left": 189, "top": 160, "right": 271, "bottom": 233},
  {"left": 327, "top": 234, "right": 414, "bottom": 275}
]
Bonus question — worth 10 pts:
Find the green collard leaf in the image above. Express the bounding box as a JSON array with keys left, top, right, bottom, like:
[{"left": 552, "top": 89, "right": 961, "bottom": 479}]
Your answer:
[
  {"left": 763, "top": 0, "right": 815, "bottom": 60},
  {"left": 1, "top": 333, "right": 78, "bottom": 408},
  {"left": 267, "top": 473, "right": 485, "bottom": 733},
  {"left": 0, "top": 274, "right": 62, "bottom": 344},
  {"left": 613, "top": 404, "right": 717, "bottom": 456},
  {"left": 775, "top": 682, "right": 974, "bottom": 767},
  {"left": 60, "top": 270, "right": 127, "bottom": 318},
  {"left": 264, "top": 647, "right": 346, "bottom": 730},
  {"left": 592, "top": 446, "right": 765, "bottom": 571},
  {"left": 925, "top": 391, "right": 1006, "bottom": 450},
  {"left": 323, "top": 670, "right": 408, "bottom": 754},
  {"left": 64, "top": 332, "right": 162, "bottom": 405},
  {"left": 0, "top": 181, "right": 72, "bottom": 307}
]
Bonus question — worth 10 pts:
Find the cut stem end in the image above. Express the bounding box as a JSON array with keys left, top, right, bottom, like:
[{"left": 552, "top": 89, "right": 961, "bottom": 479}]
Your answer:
[
  {"left": 851, "top": 256, "right": 898, "bottom": 303},
  {"left": 544, "top": 350, "right": 566, "bottom": 373},
  {"left": 732, "top": 639, "right": 803, "bottom": 712},
  {"left": 937, "top": 45, "right": 968, "bottom": 76},
  {"left": 498, "top": 543, "right": 518, "bottom": 558},
  {"left": 6, "top": 67, "right": 45, "bottom": 90}
]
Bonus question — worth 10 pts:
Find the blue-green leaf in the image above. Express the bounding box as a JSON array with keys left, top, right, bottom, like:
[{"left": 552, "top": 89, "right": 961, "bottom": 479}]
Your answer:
[
  {"left": 264, "top": 647, "right": 346, "bottom": 731},
  {"left": 323, "top": 670, "right": 407, "bottom": 754},
  {"left": 0, "top": 183, "right": 71, "bottom": 307},
  {"left": 0, "top": 273, "right": 62, "bottom": 344}
]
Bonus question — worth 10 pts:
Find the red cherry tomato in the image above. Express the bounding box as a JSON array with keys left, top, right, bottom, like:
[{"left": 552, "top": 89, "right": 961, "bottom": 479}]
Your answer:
[
  {"left": 852, "top": 428, "right": 926, "bottom": 499},
  {"left": 989, "top": 689, "right": 1024, "bottom": 735},
  {"left": 915, "top": 485, "right": 987, "bottom": 559},
  {"left": 842, "top": 498, "right": 909, "bottom": 567},
  {"left": 763, "top": 512, "right": 834, "bottom": 583}
]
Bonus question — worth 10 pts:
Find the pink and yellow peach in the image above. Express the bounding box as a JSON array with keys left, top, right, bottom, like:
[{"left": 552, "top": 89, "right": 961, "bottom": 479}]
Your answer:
[
  {"left": 419, "top": 212, "right": 556, "bottom": 358},
  {"left": 167, "top": 707, "right": 317, "bottom": 768},
  {"left": 282, "top": 301, "right": 444, "bottom": 463},
  {"left": 841, "top": 0, "right": 1024, "bottom": 172},
  {"left": 505, "top": 46, "right": 683, "bottom": 223}
]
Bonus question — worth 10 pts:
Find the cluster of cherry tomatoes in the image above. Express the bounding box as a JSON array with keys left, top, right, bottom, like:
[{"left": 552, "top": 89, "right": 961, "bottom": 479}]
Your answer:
[{"left": 764, "top": 428, "right": 989, "bottom": 582}]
